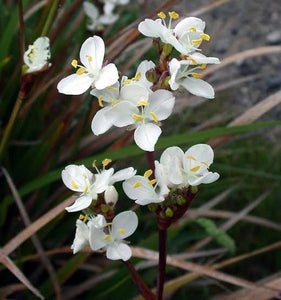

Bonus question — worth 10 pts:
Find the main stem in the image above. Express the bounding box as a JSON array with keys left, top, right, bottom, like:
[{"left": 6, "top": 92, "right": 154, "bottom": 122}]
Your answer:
[
  {"left": 157, "top": 228, "right": 167, "bottom": 300},
  {"left": 123, "top": 260, "right": 156, "bottom": 300}
]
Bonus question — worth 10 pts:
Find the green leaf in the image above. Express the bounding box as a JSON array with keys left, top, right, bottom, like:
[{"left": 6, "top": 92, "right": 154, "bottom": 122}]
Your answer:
[{"left": 196, "top": 217, "right": 236, "bottom": 254}]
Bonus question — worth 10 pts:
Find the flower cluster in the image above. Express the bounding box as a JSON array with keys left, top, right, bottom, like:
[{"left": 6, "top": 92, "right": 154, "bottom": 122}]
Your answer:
[{"left": 58, "top": 10, "right": 220, "bottom": 261}]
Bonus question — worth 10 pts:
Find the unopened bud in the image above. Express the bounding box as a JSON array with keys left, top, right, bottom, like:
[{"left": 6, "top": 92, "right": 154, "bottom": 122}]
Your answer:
[
  {"left": 177, "top": 197, "right": 186, "bottom": 205},
  {"left": 162, "top": 43, "right": 173, "bottom": 56},
  {"left": 104, "top": 186, "right": 118, "bottom": 206},
  {"left": 101, "top": 204, "right": 109, "bottom": 213},
  {"left": 164, "top": 76, "right": 171, "bottom": 89},
  {"left": 191, "top": 186, "right": 198, "bottom": 194},
  {"left": 165, "top": 207, "right": 174, "bottom": 217}
]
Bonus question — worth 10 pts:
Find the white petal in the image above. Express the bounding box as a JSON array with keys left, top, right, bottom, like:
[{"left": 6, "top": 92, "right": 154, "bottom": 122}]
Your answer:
[
  {"left": 112, "top": 211, "right": 138, "bottom": 239},
  {"left": 91, "top": 106, "right": 113, "bottom": 135},
  {"left": 57, "top": 73, "right": 92, "bottom": 95},
  {"left": 80, "top": 36, "right": 104, "bottom": 71},
  {"left": 107, "top": 101, "right": 137, "bottom": 127},
  {"left": 147, "top": 89, "right": 175, "bottom": 121},
  {"left": 106, "top": 243, "right": 132, "bottom": 261},
  {"left": 188, "top": 171, "right": 220, "bottom": 186},
  {"left": 83, "top": 1, "right": 99, "bottom": 20},
  {"left": 138, "top": 19, "right": 165, "bottom": 38},
  {"left": 180, "top": 77, "right": 215, "bottom": 99},
  {"left": 134, "top": 123, "right": 161, "bottom": 151},
  {"left": 104, "top": 185, "right": 118, "bottom": 205},
  {"left": 65, "top": 195, "right": 93, "bottom": 212},
  {"left": 174, "top": 17, "right": 205, "bottom": 36},
  {"left": 89, "top": 225, "right": 107, "bottom": 251},
  {"left": 189, "top": 53, "right": 220, "bottom": 65},
  {"left": 110, "top": 167, "right": 136, "bottom": 184},
  {"left": 168, "top": 58, "right": 181, "bottom": 90},
  {"left": 94, "top": 168, "right": 114, "bottom": 193},
  {"left": 94, "top": 63, "right": 119, "bottom": 90},
  {"left": 184, "top": 144, "right": 214, "bottom": 165},
  {"left": 120, "top": 83, "right": 149, "bottom": 104},
  {"left": 89, "top": 214, "right": 106, "bottom": 229},
  {"left": 71, "top": 220, "right": 89, "bottom": 254}
]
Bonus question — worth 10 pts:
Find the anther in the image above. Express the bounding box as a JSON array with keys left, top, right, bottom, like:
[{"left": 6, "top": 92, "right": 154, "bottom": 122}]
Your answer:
[
  {"left": 192, "top": 39, "right": 202, "bottom": 45},
  {"left": 137, "top": 100, "right": 149, "bottom": 106},
  {"left": 71, "top": 59, "right": 78, "bottom": 68},
  {"left": 134, "top": 72, "right": 141, "bottom": 80},
  {"left": 104, "top": 234, "right": 110, "bottom": 241},
  {"left": 92, "top": 160, "right": 96, "bottom": 168},
  {"left": 169, "top": 11, "right": 179, "bottom": 19},
  {"left": 148, "top": 179, "right": 157, "bottom": 185},
  {"left": 118, "top": 228, "right": 125, "bottom": 234},
  {"left": 157, "top": 11, "right": 166, "bottom": 19},
  {"left": 133, "top": 181, "right": 143, "bottom": 188},
  {"left": 107, "top": 86, "right": 118, "bottom": 91},
  {"left": 187, "top": 155, "right": 196, "bottom": 160},
  {"left": 28, "top": 53, "right": 35, "bottom": 57},
  {"left": 144, "top": 169, "right": 153, "bottom": 178},
  {"left": 190, "top": 166, "right": 200, "bottom": 172},
  {"left": 98, "top": 95, "right": 104, "bottom": 107},
  {"left": 186, "top": 27, "right": 196, "bottom": 32},
  {"left": 201, "top": 161, "right": 209, "bottom": 168},
  {"left": 191, "top": 73, "right": 203, "bottom": 79},
  {"left": 200, "top": 33, "right": 210, "bottom": 41},
  {"left": 150, "top": 111, "right": 159, "bottom": 122},
  {"left": 86, "top": 54, "right": 93, "bottom": 61},
  {"left": 102, "top": 158, "right": 112, "bottom": 167},
  {"left": 76, "top": 67, "right": 86, "bottom": 75},
  {"left": 132, "top": 114, "right": 144, "bottom": 121},
  {"left": 71, "top": 180, "right": 78, "bottom": 189},
  {"left": 197, "top": 63, "right": 207, "bottom": 70},
  {"left": 79, "top": 214, "right": 84, "bottom": 220}
]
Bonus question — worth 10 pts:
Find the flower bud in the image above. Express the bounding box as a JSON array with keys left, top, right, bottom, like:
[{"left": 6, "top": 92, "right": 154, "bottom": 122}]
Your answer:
[
  {"left": 165, "top": 207, "right": 174, "bottom": 217},
  {"left": 104, "top": 186, "right": 118, "bottom": 206},
  {"left": 190, "top": 186, "right": 198, "bottom": 194},
  {"left": 162, "top": 43, "right": 173, "bottom": 56},
  {"left": 145, "top": 68, "right": 157, "bottom": 83}
]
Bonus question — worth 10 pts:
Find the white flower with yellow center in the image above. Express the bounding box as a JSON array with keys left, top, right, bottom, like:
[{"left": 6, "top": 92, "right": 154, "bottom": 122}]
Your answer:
[
  {"left": 23, "top": 37, "right": 51, "bottom": 73},
  {"left": 169, "top": 56, "right": 219, "bottom": 99},
  {"left": 157, "top": 144, "right": 220, "bottom": 188},
  {"left": 57, "top": 36, "right": 118, "bottom": 95},
  {"left": 106, "top": 89, "right": 175, "bottom": 151},
  {"left": 138, "top": 12, "right": 212, "bottom": 55},
  {"left": 89, "top": 211, "right": 138, "bottom": 261},
  {"left": 71, "top": 214, "right": 106, "bottom": 254},
  {"left": 123, "top": 169, "right": 169, "bottom": 205}
]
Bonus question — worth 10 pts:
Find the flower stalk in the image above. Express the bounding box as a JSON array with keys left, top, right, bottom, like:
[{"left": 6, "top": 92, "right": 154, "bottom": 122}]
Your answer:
[
  {"left": 156, "top": 227, "right": 167, "bottom": 300},
  {"left": 123, "top": 260, "right": 156, "bottom": 300}
]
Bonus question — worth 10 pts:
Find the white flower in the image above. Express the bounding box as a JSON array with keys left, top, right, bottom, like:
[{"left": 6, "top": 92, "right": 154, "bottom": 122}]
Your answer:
[
  {"left": 107, "top": 89, "right": 175, "bottom": 151},
  {"left": 23, "top": 37, "right": 51, "bottom": 73},
  {"left": 57, "top": 36, "right": 118, "bottom": 95},
  {"left": 169, "top": 57, "right": 218, "bottom": 99},
  {"left": 138, "top": 12, "right": 212, "bottom": 55},
  {"left": 158, "top": 144, "right": 220, "bottom": 188},
  {"left": 89, "top": 211, "right": 138, "bottom": 261},
  {"left": 83, "top": 2, "right": 118, "bottom": 31},
  {"left": 62, "top": 165, "right": 97, "bottom": 212},
  {"left": 123, "top": 169, "right": 169, "bottom": 205},
  {"left": 91, "top": 79, "right": 150, "bottom": 135},
  {"left": 71, "top": 214, "right": 106, "bottom": 254}
]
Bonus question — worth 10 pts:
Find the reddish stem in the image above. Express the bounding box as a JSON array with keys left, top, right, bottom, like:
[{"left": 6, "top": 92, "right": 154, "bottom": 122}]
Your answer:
[{"left": 156, "top": 228, "right": 167, "bottom": 300}]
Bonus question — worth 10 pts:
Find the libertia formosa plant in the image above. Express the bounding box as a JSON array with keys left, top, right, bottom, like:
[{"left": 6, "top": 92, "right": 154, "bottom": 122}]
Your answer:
[{"left": 57, "top": 9, "right": 220, "bottom": 300}]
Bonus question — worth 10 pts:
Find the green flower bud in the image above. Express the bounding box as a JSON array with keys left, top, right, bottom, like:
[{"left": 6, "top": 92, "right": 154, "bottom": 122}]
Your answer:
[
  {"left": 165, "top": 207, "right": 174, "bottom": 217},
  {"left": 191, "top": 186, "right": 198, "bottom": 194}
]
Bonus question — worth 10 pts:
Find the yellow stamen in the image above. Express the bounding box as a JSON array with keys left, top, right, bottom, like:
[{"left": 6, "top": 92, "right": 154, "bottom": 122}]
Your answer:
[
  {"left": 102, "top": 158, "right": 112, "bottom": 167},
  {"left": 197, "top": 63, "right": 207, "bottom": 70},
  {"left": 107, "top": 86, "right": 118, "bottom": 91},
  {"left": 157, "top": 11, "right": 166, "bottom": 19},
  {"left": 86, "top": 54, "right": 93, "bottom": 61},
  {"left": 190, "top": 166, "right": 200, "bottom": 172},
  {"left": 83, "top": 185, "right": 88, "bottom": 193},
  {"left": 134, "top": 72, "right": 141, "bottom": 80},
  {"left": 187, "top": 155, "right": 196, "bottom": 160},
  {"left": 191, "top": 73, "right": 202, "bottom": 79},
  {"left": 76, "top": 67, "right": 86, "bottom": 75},
  {"left": 104, "top": 234, "right": 110, "bottom": 241},
  {"left": 133, "top": 181, "right": 143, "bottom": 188},
  {"left": 148, "top": 179, "right": 157, "bottom": 185},
  {"left": 169, "top": 11, "right": 179, "bottom": 19},
  {"left": 201, "top": 161, "right": 209, "bottom": 168},
  {"left": 118, "top": 228, "right": 125, "bottom": 234},
  {"left": 186, "top": 26, "right": 196, "bottom": 32},
  {"left": 71, "top": 59, "right": 78, "bottom": 68},
  {"left": 112, "top": 99, "right": 117, "bottom": 107},
  {"left": 71, "top": 180, "right": 78, "bottom": 189},
  {"left": 192, "top": 39, "right": 202, "bottom": 45},
  {"left": 92, "top": 160, "right": 96, "bottom": 168},
  {"left": 200, "top": 33, "right": 210, "bottom": 41},
  {"left": 79, "top": 214, "right": 84, "bottom": 220},
  {"left": 98, "top": 95, "right": 104, "bottom": 107},
  {"left": 83, "top": 173, "right": 87, "bottom": 178},
  {"left": 185, "top": 56, "right": 197, "bottom": 65},
  {"left": 123, "top": 79, "right": 133, "bottom": 85},
  {"left": 144, "top": 169, "right": 153, "bottom": 178},
  {"left": 137, "top": 100, "right": 149, "bottom": 106},
  {"left": 106, "top": 222, "right": 113, "bottom": 226},
  {"left": 150, "top": 111, "right": 159, "bottom": 122},
  {"left": 84, "top": 215, "right": 89, "bottom": 222},
  {"left": 28, "top": 53, "right": 35, "bottom": 57},
  {"left": 132, "top": 114, "right": 144, "bottom": 121}
]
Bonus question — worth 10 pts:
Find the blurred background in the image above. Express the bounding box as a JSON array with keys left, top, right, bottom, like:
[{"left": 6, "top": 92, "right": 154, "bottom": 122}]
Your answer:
[{"left": 0, "top": 0, "right": 281, "bottom": 299}]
